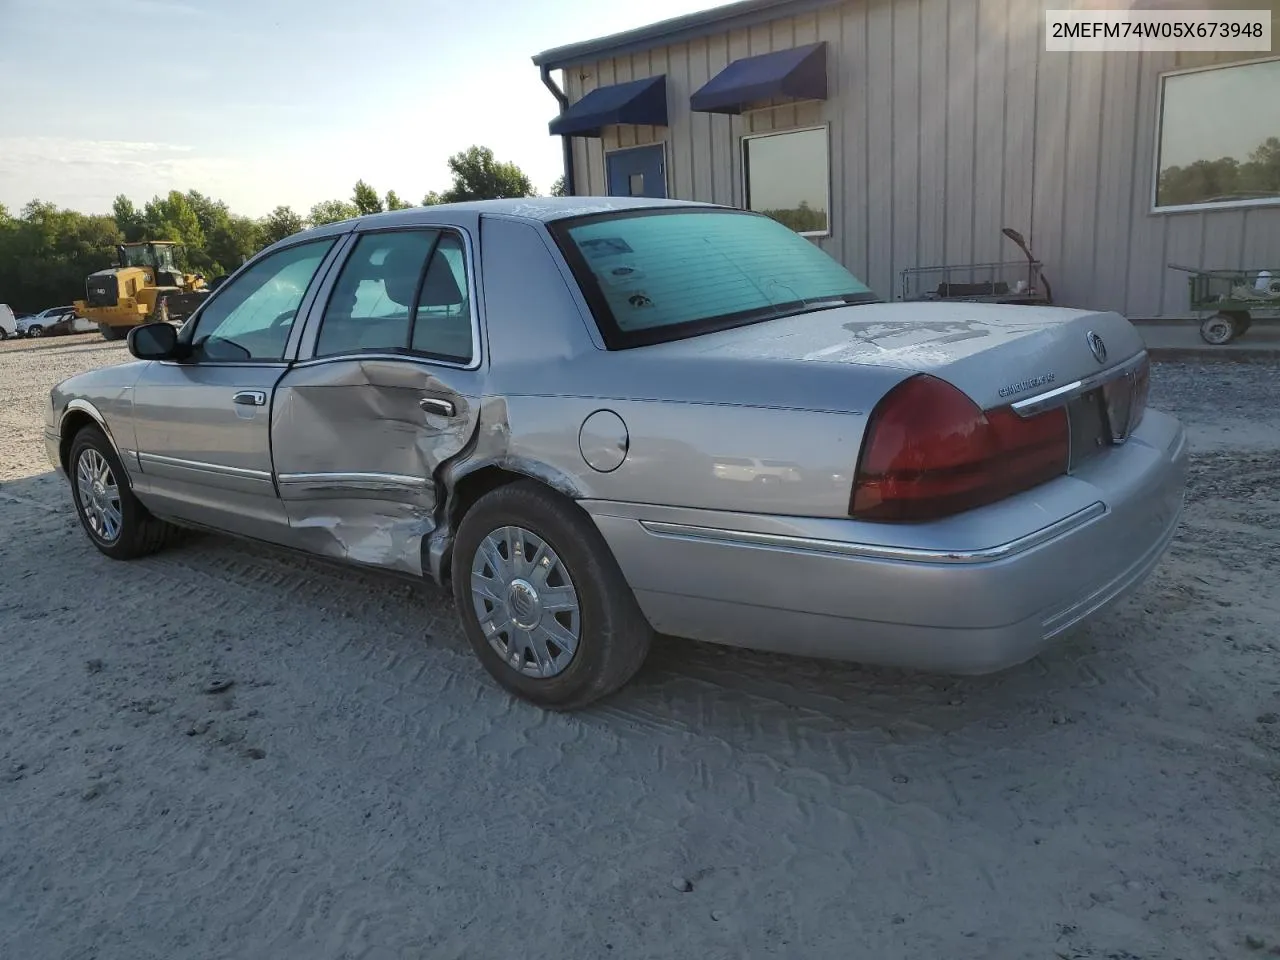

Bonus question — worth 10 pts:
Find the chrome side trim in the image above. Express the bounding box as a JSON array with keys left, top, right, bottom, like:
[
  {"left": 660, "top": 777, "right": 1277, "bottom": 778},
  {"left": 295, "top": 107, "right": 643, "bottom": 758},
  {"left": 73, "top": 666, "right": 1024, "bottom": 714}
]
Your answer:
[
  {"left": 639, "top": 502, "right": 1108, "bottom": 565},
  {"left": 277, "top": 471, "right": 428, "bottom": 492},
  {"left": 137, "top": 451, "right": 272, "bottom": 480},
  {"left": 1011, "top": 351, "right": 1147, "bottom": 419}
]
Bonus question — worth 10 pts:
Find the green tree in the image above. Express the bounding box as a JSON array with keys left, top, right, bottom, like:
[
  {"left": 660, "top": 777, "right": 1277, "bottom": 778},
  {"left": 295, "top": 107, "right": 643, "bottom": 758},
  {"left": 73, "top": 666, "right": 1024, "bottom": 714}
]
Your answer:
[
  {"left": 308, "top": 198, "right": 360, "bottom": 226},
  {"left": 761, "top": 200, "right": 827, "bottom": 234},
  {"left": 384, "top": 190, "right": 412, "bottom": 211},
  {"left": 111, "top": 195, "right": 145, "bottom": 241},
  {"left": 437, "top": 146, "right": 536, "bottom": 202},
  {"left": 207, "top": 215, "right": 262, "bottom": 276},
  {"left": 421, "top": 190, "right": 445, "bottom": 206},
  {"left": 141, "top": 190, "right": 206, "bottom": 271},
  {"left": 550, "top": 175, "right": 567, "bottom": 197},
  {"left": 0, "top": 200, "right": 122, "bottom": 312},
  {"left": 352, "top": 179, "right": 384, "bottom": 215},
  {"left": 260, "top": 205, "right": 306, "bottom": 245}
]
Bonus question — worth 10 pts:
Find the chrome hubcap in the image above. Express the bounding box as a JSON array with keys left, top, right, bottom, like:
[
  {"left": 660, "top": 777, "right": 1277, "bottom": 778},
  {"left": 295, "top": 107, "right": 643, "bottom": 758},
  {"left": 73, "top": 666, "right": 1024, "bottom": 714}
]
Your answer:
[
  {"left": 76, "top": 448, "right": 122, "bottom": 543},
  {"left": 470, "top": 525, "right": 580, "bottom": 678}
]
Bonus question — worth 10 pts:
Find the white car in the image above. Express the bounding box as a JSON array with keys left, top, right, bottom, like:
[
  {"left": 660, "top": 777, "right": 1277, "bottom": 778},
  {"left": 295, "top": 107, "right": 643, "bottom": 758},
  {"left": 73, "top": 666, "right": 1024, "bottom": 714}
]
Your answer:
[
  {"left": 0, "top": 303, "right": 16, "bottom": 340},
  {"left": 18, "top": 306, "right": 95, "bottom": 338}
]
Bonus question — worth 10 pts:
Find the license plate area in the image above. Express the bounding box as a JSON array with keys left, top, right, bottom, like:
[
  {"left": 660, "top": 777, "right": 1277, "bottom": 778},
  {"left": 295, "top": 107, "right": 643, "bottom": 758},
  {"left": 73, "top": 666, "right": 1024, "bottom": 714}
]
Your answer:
[
  {"left": 1066, "top": 377, "right": 1137, "bottom": 470},
  {"left": 1066, "top": 391, "right": 1110, "bottom": 469}
]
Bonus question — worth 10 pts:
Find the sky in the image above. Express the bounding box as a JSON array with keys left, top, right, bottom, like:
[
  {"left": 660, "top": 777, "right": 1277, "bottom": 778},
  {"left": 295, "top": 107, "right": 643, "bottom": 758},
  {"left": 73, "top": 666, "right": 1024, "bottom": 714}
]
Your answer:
[{"left": 0, "top": 0, "right": 720, "bottom": 218}]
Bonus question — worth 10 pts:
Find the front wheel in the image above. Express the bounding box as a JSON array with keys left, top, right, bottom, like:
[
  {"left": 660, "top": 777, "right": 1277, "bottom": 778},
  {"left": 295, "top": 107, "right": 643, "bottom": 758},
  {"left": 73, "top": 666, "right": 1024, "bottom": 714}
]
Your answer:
[
  {"left": 26, "top": 324, "right": 44, "bottom": 338},
  {"left": 451, "top": 480, "right": 653, "bottom": 710},
  {"left": 98, "top": 323, "right": 126, "bottom": 342},
  {"left": 68, "top": 426, "right": 179, "bottom": 560}
]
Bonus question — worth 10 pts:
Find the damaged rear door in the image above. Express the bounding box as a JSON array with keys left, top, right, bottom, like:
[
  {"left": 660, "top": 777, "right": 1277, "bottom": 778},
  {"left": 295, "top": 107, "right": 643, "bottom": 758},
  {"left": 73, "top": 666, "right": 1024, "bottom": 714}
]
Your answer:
[{"left": 271, "top": 224, "right": 483, "bottom": 574}]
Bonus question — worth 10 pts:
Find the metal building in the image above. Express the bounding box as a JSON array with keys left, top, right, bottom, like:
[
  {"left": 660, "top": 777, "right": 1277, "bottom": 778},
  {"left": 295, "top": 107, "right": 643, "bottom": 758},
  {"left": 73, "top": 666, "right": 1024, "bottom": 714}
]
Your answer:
[{"left": 533, "top": 0, "right": 1280, "bottom": 318}]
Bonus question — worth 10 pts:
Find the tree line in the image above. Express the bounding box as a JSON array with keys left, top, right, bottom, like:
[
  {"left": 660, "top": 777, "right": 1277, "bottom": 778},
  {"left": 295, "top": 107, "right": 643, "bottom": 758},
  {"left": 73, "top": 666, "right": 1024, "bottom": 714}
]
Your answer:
[
  {"left": 0, "top": 146, "right": 565, "bottom": 313},
  {"left": 1158, "top": 137, "right": 1280, "bottom": 208}
]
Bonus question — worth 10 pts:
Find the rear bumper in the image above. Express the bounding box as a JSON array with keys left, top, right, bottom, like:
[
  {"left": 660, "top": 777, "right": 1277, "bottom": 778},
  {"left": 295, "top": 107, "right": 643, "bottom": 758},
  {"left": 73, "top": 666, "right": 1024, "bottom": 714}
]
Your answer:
[{"left": 585, "top": 409, "right": 1188, "bottom": 674}]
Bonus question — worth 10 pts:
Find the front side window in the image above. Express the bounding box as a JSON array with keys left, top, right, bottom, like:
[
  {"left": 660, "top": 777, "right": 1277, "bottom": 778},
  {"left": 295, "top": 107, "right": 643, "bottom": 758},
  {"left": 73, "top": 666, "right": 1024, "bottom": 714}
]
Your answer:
[
  {"left": 1155, "top": 58, "right": 1280, "bottom": 210},
  {"left": 190, "top": 238, "right": 335, "bottom": 361},
  {"left": 551, "top": 208, "right": 874, "bottom": 348},
  {"left": 315, "top": 229, "right": 474, "bottom": 363},
  {"left": 743, "top": 127, "right": 831, "bottom": 235}
]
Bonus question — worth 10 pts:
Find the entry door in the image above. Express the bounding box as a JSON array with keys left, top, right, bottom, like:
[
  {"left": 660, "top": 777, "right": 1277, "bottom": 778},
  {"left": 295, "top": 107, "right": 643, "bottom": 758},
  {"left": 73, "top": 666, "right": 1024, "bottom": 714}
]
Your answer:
[
  {"left": 130, "top": 361, "right": 290, "bottom": 536},
  {"left": 271, "top": 227, "right": 483, "bottom": 576},
  {"left": 130, "top": 236, "right": 340, "bottom": 540},
  {"left": 606, "top": 145, "right": 667, "bottom": 198}
]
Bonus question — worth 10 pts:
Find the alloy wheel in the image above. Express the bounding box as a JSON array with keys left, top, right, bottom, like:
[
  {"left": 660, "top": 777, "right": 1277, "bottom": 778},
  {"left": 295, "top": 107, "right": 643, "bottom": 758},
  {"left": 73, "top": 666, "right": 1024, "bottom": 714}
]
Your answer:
[
  {"left": 470, "top": 525, "right": 581, "bottom": 678},
  {"left": 76, "top": 447, "right": 122, "bottom": 543}
]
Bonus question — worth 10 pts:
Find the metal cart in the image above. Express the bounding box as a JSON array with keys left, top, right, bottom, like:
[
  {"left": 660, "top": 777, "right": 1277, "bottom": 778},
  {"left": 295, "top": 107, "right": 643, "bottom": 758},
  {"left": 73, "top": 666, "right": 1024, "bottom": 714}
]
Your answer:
[
  {"left": 1167, "top": 263, "right": 1280, "bottom": 345},
  {"left": 898, "top": 228, "right": 1054, "bottom": 306}
]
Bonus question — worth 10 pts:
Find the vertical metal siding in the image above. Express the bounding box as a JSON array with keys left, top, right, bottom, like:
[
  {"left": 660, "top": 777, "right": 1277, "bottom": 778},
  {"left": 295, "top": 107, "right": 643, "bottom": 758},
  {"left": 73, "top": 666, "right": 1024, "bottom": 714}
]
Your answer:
[{"left": 559, "top": 0, "right": 1279, "bottom": 317}]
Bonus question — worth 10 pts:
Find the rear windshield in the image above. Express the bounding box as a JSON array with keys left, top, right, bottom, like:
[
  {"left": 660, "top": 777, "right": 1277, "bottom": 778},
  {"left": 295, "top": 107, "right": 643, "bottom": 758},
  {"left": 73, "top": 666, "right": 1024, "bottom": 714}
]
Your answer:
[{"left": 549, "top": 208, "right": 875, "bottom": 348}]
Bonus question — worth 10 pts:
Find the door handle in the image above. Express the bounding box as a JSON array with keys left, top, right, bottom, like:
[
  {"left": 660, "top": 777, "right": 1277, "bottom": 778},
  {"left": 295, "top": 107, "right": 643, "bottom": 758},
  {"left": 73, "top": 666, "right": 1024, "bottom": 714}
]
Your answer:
[
  {"left": 418, "top": 397, "right": 456, "bottom": 417},
  {"left": 233, "top": 390, "right": 267, "bottom": 407}
]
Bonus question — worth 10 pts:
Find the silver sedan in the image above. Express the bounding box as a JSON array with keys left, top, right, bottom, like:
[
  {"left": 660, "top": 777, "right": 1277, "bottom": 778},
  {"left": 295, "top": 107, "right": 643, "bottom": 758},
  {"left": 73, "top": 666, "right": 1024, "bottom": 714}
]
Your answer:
[{"left": 44, "top": 198, "right": 1188, "bottom": 708}]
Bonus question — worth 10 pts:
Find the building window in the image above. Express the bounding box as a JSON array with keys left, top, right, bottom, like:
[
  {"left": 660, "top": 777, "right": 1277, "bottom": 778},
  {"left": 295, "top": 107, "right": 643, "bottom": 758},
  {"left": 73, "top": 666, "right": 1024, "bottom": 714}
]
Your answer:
[
  {"left": 1155, "top": 57, "right": 1280, "bottom": 212},
  {"left": 742, "top": 126, "right": 830, "bottom": 236}
]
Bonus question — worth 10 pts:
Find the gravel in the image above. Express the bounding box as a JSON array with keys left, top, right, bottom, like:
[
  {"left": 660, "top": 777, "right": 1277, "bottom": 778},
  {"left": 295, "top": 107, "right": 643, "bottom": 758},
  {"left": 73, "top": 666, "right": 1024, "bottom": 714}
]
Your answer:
[{"left": 1, "top": 336, "right": 1277, "bottom": 959}]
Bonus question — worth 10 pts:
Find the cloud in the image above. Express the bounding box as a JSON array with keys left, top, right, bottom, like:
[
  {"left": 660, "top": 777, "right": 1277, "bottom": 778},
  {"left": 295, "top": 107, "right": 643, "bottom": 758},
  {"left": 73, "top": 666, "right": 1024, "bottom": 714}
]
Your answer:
[{"left": 0, "top": 137, "right": 246, "bottom": 213}]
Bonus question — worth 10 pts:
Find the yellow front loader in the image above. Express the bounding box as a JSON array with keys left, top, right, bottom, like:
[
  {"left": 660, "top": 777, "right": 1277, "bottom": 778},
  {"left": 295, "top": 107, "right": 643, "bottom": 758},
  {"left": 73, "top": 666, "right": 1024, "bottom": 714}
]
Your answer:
[{"left": 74, "top": 241, "right": 209, "bottom": 341}]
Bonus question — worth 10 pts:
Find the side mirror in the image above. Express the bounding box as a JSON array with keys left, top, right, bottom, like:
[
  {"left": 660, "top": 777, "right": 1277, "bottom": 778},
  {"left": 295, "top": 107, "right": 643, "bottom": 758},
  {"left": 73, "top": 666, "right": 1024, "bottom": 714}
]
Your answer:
[{"left": 128, "top": 321, "right": 178, "bottom": 360}]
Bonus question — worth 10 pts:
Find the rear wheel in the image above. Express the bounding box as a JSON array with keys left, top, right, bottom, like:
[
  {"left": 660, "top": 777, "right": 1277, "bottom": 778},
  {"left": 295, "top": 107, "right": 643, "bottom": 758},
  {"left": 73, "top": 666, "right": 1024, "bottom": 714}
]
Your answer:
[
  {"left": 1200, "top": 312, "right": 1237, "bottom": 345},
  {"left": 98, "top": 323, "right": 126, "bottom": 342},
  {"left": 68, "top": 426, "right": 179, "bottom": 560},
  {"left": 0, "top": 328, "right": 8, "bottom": 340},
  {"left": 451, "top": 480, "right": 653, "bottom": 710}
]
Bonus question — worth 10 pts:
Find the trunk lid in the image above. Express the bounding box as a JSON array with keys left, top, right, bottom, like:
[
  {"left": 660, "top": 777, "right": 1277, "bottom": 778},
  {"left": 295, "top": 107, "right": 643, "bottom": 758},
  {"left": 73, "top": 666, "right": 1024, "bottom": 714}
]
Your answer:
[{"left": 649, "top": 301, "right": 1146, "bottom": 410}]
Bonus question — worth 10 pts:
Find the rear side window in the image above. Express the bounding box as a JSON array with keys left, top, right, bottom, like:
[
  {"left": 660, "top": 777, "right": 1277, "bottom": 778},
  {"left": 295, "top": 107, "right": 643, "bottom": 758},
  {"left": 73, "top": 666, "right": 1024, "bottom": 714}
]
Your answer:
[{"left": 550, "top": 209, "right": 873, "bottom": 349}]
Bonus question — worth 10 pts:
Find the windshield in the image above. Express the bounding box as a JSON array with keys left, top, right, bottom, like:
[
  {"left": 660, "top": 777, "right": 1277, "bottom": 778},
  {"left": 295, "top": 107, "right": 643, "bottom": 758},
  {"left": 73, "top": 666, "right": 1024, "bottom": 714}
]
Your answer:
[{"left": 549, "top": 208, "right": 875, "bottom": 348}]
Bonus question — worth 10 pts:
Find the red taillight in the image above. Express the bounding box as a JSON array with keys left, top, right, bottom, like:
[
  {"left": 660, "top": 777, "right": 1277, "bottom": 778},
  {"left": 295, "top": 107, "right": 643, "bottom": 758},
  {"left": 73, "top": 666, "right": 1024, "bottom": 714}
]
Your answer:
[{"left": 851, "top": 374, "right": 1069, "bottom": 522}]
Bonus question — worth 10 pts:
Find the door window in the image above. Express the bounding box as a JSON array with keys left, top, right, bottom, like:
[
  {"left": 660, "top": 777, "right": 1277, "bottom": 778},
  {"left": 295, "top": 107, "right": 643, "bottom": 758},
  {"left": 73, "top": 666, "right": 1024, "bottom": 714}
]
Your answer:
[
  {"left": 314, "top": 229, "right": 474, "bottom": 364},
  {"left": 315, "top": 231, "right": 439, "bottom": 356},
  {"left": 190, "top": 238, "right": 335, "bottom": 362}
]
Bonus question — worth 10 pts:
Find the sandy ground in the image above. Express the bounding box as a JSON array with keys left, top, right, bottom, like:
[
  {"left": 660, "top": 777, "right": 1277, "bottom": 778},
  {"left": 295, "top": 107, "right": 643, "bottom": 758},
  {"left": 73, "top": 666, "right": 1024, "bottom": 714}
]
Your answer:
[{"left": 1, "top": 333, "right": 1277, "bottom": 960}]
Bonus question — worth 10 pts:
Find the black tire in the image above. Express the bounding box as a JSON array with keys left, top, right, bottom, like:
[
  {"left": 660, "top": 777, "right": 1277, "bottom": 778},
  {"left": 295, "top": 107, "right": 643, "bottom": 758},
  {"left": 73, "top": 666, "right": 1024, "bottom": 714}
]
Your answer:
[
  {"left": 0, "top": 328, "right": 8, "bottom": 340},
  {"left": 26, "top": 324, "right": 44, "bottom": 338},
  {"left": 1199, "top": 312, "right": 1236, "bottom": 345},
  {"left": 1227, "top": 311, "right": 1252, "bottom": 338},
  {"left": 451, "top": 480, "right": 653, "bottom": 710},
  {"left": 68, "top": 426, "right": 179, "bottom": 560},
  {"left": 98, "top": 322, "right": 127, "bottom": 342}
]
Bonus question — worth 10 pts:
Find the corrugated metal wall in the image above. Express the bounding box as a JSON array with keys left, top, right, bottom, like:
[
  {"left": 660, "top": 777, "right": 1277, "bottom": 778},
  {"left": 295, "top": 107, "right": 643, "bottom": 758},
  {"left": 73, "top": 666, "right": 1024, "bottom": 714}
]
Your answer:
[{"left": 561, "top": 0, "right": 1280, "bottom": 318}]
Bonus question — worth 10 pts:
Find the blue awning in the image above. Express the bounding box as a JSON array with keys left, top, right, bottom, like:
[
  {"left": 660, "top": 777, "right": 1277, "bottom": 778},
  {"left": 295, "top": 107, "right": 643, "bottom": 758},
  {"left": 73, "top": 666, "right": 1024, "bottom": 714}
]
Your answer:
[
  {"left": 549, "top": 75, "right": 669, "bottom": 137},
  {"left": 690, "top": 42, "right": 827, "bottom": 115}
]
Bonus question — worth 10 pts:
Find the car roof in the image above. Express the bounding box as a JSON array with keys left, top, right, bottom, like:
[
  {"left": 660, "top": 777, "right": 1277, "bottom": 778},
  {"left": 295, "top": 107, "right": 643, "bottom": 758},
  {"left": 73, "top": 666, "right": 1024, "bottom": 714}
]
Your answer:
[{"left": 274, "top": 197, "right": 725, "bottom": 249}]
